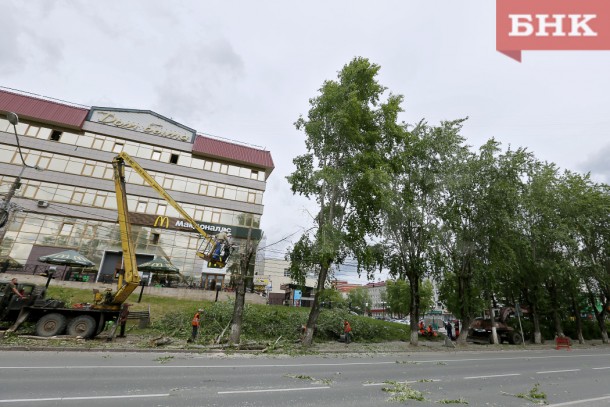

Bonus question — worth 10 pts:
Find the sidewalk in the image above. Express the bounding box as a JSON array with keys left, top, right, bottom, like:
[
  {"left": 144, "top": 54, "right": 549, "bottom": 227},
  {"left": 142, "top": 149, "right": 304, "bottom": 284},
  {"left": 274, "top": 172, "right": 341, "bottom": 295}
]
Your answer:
[{"left": 1, "top": 332, "right": 608, "bottom": 354}]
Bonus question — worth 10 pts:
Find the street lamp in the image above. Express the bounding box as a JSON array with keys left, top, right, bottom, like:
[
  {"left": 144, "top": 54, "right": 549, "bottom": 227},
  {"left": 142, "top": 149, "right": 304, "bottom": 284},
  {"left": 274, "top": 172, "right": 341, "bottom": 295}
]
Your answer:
[{"left": 0, "top": 112, "right": 40, "bottom": 238}]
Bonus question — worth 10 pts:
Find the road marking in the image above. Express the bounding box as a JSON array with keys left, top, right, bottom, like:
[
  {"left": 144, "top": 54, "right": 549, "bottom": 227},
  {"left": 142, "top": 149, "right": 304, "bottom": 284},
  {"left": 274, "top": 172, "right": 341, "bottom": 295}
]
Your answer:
[
  {"left": 218, "top": 386, "right": 329, "bottom": 394},
  {"left": 363, "top": 379, "right": 441, "bottom": 387},
  {"left": 464, "top": 373, "right": 521, "bottom": 380},
  {"left": 547, "top": 395, "right": 610, "bottom": 406},
  {"left": 536, "top": 369, "right": 580, "bottom": 374},
  {"left": 592, "top": 367, "right": 610, "bottom": 370},
  {"left": 4, "top": 353, "right": 610, "bottom": 370},
  {"left": 0, "top": 394, "right": 169, "bottom": 404}
]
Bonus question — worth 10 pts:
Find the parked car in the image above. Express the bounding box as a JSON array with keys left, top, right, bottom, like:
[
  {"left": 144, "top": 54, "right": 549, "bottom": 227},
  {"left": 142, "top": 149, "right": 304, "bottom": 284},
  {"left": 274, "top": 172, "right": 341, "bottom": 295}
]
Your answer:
[{"left": 467, "top": 317, "right": 523, "bottom": 344}]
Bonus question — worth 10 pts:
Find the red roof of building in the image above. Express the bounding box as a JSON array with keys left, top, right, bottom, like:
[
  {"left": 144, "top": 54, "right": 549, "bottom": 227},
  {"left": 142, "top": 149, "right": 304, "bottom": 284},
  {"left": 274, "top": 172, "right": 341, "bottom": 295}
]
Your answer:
[
  {"left": 0, "top": 89, "right": 89, "bottom": 129},
  {"left": 193, "top": 135, "right": 274, "bottom": 171},
  {"left": 1, "top": 88, "right": 274, "bottom": 172}
]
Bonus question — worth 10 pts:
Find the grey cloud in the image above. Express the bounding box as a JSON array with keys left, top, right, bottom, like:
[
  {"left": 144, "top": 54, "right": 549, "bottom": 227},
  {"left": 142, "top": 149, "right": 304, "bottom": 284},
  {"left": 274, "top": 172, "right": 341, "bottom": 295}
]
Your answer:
[
  {"left": 579, "top": 144, "right": 610, "bottom": 183},
  {"left": 153, "top": 38, "right": 245, "bottom": 125},
  {"left": 0, "top": 5, "right": 26, "bottom": 75}
]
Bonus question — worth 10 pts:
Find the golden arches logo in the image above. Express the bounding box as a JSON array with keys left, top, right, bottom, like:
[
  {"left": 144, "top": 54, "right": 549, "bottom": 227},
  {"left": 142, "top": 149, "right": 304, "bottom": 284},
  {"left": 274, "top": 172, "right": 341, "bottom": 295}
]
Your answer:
[{"left": 154, "top": 216, "right": 170, "bottom": 228}]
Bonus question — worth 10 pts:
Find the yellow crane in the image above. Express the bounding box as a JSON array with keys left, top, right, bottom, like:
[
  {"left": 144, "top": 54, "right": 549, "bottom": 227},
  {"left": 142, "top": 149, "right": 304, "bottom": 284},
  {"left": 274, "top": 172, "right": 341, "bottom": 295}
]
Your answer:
[{"left": 98, "top": 151, "right": 225, "bottom": 307}]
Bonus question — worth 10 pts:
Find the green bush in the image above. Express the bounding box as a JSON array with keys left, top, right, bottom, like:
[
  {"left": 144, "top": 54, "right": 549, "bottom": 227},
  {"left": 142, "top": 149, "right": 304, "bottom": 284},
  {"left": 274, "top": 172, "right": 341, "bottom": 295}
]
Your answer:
[{"left": 153, "top": 302, "right": 409, "bottom": 342}]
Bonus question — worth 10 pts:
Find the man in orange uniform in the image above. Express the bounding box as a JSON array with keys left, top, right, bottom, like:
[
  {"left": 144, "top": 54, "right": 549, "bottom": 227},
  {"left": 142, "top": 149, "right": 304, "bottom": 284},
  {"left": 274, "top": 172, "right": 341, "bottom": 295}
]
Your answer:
[
  {"left": 343, "top": 320, "right": 352, "bottom": 344},
  {"left": 189, "top": 309, "right": 203, "bottom": 342}
]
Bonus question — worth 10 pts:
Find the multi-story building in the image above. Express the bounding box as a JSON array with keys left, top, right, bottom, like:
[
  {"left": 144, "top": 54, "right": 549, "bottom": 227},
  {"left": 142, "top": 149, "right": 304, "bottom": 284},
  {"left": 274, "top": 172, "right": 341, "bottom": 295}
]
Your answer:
[
  {"left": 258, "top": 258, "right": 317, "bottom": 295},
  {"left": 364, "top": 281, "right": 387, "bottom": 318},
  {"left": 0, "top": 89, "right": 273, "bottom": 288}
]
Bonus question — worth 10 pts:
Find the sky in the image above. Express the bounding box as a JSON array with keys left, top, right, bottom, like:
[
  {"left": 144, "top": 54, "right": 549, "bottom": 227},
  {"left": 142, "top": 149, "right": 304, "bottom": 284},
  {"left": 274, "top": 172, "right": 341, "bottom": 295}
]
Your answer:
[{"left": 1, "top": 1, "right": 609, "bottom": 283}]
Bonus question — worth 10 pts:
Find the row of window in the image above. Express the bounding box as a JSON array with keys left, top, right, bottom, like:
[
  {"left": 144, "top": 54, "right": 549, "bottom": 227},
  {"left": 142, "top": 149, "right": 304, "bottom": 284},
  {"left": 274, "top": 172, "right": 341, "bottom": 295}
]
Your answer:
[
  {"left": 0, "top": 144, "right": 263, "bottom": 205},
  {"left": 0, "top": 118, "right": 266, "bottom": 181},
  {"left": 3, "top": 213, "right": 202, "bottom": 276},
  {"left": 0, "top": 175, "right": 261, "bottom": 228}
]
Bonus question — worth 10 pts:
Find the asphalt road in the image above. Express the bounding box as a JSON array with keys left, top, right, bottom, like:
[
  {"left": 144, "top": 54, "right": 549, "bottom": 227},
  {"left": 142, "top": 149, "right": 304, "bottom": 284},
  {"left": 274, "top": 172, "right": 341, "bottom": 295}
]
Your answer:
[{"left": 0, "top": 347, "right": 609, "bottom": 406}]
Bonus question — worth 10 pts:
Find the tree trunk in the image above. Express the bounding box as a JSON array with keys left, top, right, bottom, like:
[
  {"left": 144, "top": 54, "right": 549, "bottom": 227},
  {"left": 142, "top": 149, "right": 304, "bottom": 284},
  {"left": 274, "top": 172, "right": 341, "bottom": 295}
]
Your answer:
[
  {"left": 302, "top": 263, "right": 329, "bottom": 346},
  {"left": 408, "top": 274, "right": 420, "bottom": 346},
  {"left": 456, "top": 261, "right": 471, "bottom": 345},
  {"left": 588, "top": 292, "right": 609, "bottom": 344},
  {"left": 570, "top": 294, "right": 584, "bottom": 344},
  {"left": 531, "top": 303, "right": 542, "bottom": 344},
  {"left": 228, "top": 275, "right": 246, "bottom": 345},
  {"left": 548, "top": 281, "right": 564, "bottom": 337}
]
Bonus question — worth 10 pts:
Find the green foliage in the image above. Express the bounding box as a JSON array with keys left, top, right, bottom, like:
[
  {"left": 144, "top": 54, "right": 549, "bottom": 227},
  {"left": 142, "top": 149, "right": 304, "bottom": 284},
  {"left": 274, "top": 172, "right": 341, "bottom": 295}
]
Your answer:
[
  {"left": 318, "top": 288, "right": 346, "bottom": 309},
  {"left": 347, "top": 287, "right": 371, "bottom": 315},
  {"left": 382, "top": 382, "right": 426, "bottom": 402},
  {"left": 514, "top": 383, "right": 547, "bottom": 404},
  {"left": 46, "top": 286, "right": 94, "bottom": 307},
  {"left": 385, "top": 280, "right": 410, "bottom": 317},
  {"left": 385, "top": 279, "right": 434, "bottom": 318}
]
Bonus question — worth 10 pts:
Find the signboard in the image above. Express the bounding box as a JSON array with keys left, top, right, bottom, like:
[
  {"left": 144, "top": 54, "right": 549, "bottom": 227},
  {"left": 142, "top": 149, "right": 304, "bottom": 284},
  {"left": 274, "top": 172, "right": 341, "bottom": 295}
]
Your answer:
[
  {"left": 88, "top": 108, "right": 196, "bottom": 143},
  {"left": 294, "top": 290, "right": 302, "bottom": 300},
  {"left": 129, "top": 213, "right": 262, "bottom": 240}
]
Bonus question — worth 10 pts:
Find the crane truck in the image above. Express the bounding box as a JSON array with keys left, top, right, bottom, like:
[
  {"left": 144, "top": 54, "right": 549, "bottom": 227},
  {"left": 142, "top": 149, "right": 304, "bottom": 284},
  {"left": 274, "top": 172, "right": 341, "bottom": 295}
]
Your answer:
[{"left": 0, "top": 152, "right": 226, "bottom": 338}]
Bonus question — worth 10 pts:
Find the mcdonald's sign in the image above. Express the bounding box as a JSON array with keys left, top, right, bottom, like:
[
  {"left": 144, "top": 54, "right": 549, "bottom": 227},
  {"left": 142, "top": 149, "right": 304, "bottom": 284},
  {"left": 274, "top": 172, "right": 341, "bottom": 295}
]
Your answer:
[{"left": 153, "top": 216, "right": 170, "bottom": 228}]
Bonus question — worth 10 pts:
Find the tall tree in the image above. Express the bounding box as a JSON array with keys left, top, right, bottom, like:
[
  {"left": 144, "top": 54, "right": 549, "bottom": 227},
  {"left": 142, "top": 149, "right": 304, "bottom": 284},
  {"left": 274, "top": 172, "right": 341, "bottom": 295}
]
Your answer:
[
  {"left": 378, "top": 119, "right": 466, "bottom": 345},
  {"left": 228, "top": 234, "right": 259, "bottom": 345},
  {"left": 287, "top": 57, "right": 403, "bottom": 346},
  {"left": 439, "top": 141, "right": 531, "bottom": 344}
]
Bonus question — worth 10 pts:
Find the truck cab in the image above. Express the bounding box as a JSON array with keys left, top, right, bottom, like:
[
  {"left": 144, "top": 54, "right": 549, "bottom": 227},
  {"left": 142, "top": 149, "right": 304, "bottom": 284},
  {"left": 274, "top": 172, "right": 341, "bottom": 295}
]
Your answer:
[{"left": 0, "top": 280, "right": 40, "bottom": 324}]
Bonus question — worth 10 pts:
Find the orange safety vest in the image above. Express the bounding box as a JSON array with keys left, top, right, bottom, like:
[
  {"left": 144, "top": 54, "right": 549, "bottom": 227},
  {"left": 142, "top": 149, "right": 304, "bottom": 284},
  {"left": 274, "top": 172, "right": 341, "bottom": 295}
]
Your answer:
[{"left": 191, "top": 312, "right": 200, "bottom": 327}]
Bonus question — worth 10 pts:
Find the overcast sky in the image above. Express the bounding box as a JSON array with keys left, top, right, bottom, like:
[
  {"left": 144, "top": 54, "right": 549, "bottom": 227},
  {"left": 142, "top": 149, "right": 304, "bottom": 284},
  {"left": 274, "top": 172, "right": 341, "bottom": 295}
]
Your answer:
[{"left": 2, "top": 1, "right": 609, "bottom": 283}]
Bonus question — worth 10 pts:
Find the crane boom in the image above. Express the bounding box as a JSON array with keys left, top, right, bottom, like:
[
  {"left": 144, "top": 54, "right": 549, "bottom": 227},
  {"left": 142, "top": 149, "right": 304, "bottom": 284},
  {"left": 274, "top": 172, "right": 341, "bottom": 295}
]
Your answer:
[{"left": 106, "top": 152, "right": 223, "bottom": 306}]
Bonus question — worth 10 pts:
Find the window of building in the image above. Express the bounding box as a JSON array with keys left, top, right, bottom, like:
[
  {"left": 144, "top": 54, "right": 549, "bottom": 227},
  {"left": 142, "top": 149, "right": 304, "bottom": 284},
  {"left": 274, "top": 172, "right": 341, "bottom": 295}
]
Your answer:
[
  {"left": 156, "top": 204, "right": 167, "bottom": 216},
  {"left": 211, "top": 212, "right": 221, "bottom": 223},
  {"left": 50, "top": 130, "right": 62, "bottom": 141},
  {"left": 26, "top": 125, "right": 40, "bottom": 137},
  {"left": 136, "top": 201, "right": 147, "bottom": 212},
  {"left": 251, "top": 170, "right": 259, "bottom": 180},
  {"left": 151, "top": 233, "right": 160, "bottom": 244},
  {"left": 59, "top": 223, "right": 74, "bottom": 236},
  {"left": 170, "top": 154, "right": 179, "bottom": 164},
  {"left": 83, "top": 225, "right": 95, "bottom": 238},
  {"left": 284, "top": 269, "right": 291, "bottom": 277},
  {"left": 112, "top": 142, "right": 124, "bottom": 153},
  {"left": 152, "top": 150, "right": 161, "bottom": 161}
]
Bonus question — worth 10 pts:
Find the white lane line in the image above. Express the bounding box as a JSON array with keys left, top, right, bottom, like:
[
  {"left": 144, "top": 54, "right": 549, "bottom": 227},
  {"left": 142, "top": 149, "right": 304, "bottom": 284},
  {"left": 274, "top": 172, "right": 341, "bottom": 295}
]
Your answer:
[
  {"left": 536, "top": 369, "right": 580, "bottom": 374},
  {"left": 363, "top": 380, "right": 440, "bottom": 387},
  {"left": 592, "top": 367, "right": 610, "bottom": 370},
  {"left": 4, "top": 353, "right": 610, "bottom": 370},
  {"left": 218, "top": 386, "right": 329, "bottom": 395},
  {"left": 547, "top": 395, "right": 610, "bottom": 406},
  {"left": 464, "top": 373, "right": 521, "bottom": 380},
  {"left": 0, "top": 394, "right": 169, "bottom": 404},
  {"left": 4, "top": 352, "right": 610, "bottom": 370},
  {"left": 0, "top": 362, "right": 397, "bottom": 369}
]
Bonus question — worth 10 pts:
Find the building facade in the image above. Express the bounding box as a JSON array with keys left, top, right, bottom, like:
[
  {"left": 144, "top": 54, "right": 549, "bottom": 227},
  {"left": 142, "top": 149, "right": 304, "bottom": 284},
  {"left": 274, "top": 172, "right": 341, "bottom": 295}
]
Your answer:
[
  {"left": 0, "top": 89, "right": 273, "bottom": 286},
  {"left": 259, "top": 258, "right": 317, "bottom": 295}
]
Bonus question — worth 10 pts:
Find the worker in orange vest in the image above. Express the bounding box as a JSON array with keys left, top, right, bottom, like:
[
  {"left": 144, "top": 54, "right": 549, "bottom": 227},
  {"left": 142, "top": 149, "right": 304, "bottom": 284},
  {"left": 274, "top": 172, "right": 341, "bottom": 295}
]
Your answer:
[
  {"left": 189, "top": 309, "right": 203, "bottom": 342},
  {"left": 343, "top": 320, "right": 352, "bottom": 344}
]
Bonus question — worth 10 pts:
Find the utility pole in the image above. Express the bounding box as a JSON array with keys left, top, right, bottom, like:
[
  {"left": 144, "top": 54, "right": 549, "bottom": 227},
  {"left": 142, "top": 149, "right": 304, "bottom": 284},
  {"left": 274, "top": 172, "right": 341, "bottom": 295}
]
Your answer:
[{"left": 0, "top": 112, "right": 40, "bottom": 245}]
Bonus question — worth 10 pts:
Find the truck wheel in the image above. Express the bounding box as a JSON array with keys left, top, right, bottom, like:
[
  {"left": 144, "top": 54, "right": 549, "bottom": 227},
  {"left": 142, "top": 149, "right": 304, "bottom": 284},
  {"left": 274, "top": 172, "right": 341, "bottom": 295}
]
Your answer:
[
  {"left": 67, "top": 315, "right": 97, "bottom": 338},
  {"left": 510, "top": 332, "right": 523, "bottom": 345},
  {"left": 35, "top": 313, "right": 67, "bottom": 337}
]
